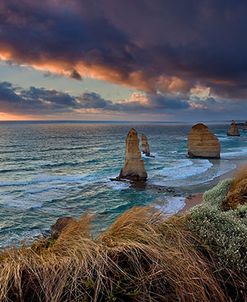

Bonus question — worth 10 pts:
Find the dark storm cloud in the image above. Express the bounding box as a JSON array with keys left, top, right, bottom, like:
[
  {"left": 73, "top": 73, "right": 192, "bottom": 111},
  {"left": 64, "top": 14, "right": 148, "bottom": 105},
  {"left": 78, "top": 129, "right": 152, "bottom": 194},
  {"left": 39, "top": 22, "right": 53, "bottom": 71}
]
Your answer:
[
  {"left": 0, "top": 82, "right": 77, "bottom": 114},
  {"left": 0, "top": 82, "right": 191, "bottom": 115},
  {"left": 77, "top": 92, "right": 111, "bottom": 109},
  {"left": 70, "top": 69, "right": 82, "bottom": 80},
  {"left": 1, "top": 0, "right": 247, "bottom": 99}
]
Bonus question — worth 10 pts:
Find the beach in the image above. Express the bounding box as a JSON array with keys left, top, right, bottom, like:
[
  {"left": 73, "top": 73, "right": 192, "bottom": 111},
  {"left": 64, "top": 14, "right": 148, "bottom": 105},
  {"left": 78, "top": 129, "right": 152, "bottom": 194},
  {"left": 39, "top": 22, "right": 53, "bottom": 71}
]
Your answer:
[
  {"left": 179, "top": 193, "right": 204, "bottom": 213},
  {"left": 178, "top": 160, "right": 247, "bottom": 213}
]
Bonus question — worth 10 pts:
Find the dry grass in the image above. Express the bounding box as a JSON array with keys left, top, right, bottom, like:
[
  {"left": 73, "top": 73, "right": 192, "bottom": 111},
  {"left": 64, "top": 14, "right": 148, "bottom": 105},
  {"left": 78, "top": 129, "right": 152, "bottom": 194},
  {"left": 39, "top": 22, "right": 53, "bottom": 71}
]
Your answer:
[
  {"left": 0, "top": 207, "right": 229, "bottom": 302},
  {"left": 225, "top": 166, "right": 247, "bottom": 210}
]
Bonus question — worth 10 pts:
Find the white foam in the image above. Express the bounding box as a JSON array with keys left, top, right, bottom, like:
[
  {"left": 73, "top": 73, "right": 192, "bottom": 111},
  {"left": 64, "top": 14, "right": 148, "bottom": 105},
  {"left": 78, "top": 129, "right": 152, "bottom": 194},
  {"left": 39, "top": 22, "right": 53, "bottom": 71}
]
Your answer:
[
  {"left": 221, "top": 148, "right": 247, "bottom": 159},
  {"left": 160, "top": 162, "right": 234, "bottom": 187},
  {"left": 142, "top": 153, "right": 156, "bottom": 159},
  {"left": 107, "top": 181, "right": 130, "bottom": 190},
  {"left": 0, "top": 172, "right": 102, "bottom": 187},
  {"left": 141, "top": 151, "right": 161, "bottom": 160},
  {"left": 0, "top": 229, "right": 42, "bottom": 248},
  {"left": 155, "top": 197, "right": 185, "bottom": 214},
  {"left": 157, "top": 159, "right": 212, "bottom": 180}
]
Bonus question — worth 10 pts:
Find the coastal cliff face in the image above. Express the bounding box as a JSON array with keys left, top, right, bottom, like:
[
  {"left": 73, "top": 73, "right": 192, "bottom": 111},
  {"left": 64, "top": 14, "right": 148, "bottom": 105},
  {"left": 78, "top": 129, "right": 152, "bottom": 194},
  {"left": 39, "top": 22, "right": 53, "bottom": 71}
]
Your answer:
[
  {"left": 141, "top": 134, "right": 150, "bottom": 156},
  {"left": 227, "top": 121, "right": 240, "bottom": 136},
  {"left": 119, "top": 128, "right": 147, "bottom": 181},
  {"left": 188, "top": 123, "right": 220, "bottom": 159}
]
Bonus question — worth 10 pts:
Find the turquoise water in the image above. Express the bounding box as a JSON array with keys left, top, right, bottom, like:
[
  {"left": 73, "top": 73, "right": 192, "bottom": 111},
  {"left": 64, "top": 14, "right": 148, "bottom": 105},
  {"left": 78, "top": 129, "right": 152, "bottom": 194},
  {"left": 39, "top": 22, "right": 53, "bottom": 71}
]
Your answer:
[{"left": 0, "top": 122, "right": 246, "bottom": 248}]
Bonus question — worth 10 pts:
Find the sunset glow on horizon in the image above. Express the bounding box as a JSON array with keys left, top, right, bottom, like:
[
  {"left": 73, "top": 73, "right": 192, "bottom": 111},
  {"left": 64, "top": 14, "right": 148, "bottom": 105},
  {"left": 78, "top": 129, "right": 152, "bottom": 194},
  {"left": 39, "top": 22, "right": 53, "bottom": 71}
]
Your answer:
[{"left": 0, "top": 112, "right": 35, "bottom": 121}]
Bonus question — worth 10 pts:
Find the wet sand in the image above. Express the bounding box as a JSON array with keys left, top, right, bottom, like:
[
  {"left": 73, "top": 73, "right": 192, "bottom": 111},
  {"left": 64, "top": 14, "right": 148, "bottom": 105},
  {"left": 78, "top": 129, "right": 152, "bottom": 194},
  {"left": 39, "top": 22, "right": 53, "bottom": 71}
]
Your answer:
[{"left": 179, "top": 193, "right": 203, "bottom": 214}]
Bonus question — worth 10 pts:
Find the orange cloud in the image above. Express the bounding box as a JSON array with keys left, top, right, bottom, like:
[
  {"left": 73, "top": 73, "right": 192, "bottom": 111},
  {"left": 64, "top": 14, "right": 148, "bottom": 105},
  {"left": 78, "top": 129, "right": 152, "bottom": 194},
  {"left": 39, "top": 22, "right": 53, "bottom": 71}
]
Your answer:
[{"left": 0, "top": 49, "right": 190, "bottom": 95}]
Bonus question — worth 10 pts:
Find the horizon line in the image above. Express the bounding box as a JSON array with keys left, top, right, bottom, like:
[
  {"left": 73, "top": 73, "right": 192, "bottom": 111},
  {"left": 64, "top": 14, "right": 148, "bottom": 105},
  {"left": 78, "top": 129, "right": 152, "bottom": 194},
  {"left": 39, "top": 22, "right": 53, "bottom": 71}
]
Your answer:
[{"left": 0, "top": 119, "right": 243, "bottom": 124}]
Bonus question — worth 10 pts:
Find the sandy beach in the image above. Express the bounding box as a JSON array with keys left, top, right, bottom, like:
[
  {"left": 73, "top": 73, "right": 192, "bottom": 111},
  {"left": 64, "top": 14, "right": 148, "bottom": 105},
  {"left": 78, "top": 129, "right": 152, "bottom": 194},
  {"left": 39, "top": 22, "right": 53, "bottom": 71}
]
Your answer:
[{"left": 179, "top": 193, "right": 203, "bottom": 213}]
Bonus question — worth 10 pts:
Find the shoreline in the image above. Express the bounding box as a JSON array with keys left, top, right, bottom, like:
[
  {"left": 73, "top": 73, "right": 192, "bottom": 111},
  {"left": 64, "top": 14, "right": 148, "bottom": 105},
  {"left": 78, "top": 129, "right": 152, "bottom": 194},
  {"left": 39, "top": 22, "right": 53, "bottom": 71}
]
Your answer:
[
  {"left": 178, "top": 161, "right": 244, "bottom": 214},
  {"left": 176, "top": 160, "right": 247, "bottom": 214},
  {"left": 151, "top": 159, "right": 244, "bottom": 216},
  {"left": 179, "top": 193, "right": 203, "bottom": 214}
]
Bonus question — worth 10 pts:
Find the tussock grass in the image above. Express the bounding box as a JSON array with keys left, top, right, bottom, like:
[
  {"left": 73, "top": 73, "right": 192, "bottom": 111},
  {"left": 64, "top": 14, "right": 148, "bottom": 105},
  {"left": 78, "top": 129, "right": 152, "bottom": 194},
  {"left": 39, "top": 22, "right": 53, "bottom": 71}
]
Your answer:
[
  {"left": 225, "top": 166, "right": 247, "bottom": 210},
  {"left": 0, "top": 207, "right": 228, "bottom": 302}
]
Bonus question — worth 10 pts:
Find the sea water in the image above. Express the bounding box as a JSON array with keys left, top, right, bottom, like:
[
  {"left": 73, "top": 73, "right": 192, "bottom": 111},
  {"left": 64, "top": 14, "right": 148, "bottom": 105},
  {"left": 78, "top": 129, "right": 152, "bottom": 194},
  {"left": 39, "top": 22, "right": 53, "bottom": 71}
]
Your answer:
[{"left": 0, "top": 122, "right": 246, "bottom": 247}]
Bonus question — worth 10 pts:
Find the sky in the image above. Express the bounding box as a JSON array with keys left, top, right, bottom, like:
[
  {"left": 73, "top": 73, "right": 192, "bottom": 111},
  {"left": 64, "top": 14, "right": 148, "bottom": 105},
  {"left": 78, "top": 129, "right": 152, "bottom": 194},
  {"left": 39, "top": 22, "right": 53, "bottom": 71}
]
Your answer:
[{"left": 0, "top": 0, "right": 247, "bottom": 121}]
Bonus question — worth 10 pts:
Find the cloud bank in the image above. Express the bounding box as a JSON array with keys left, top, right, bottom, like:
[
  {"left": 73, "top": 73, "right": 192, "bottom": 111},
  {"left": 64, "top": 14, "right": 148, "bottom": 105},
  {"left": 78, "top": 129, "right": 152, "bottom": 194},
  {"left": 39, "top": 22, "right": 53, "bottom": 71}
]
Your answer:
[
  {"left": 1, "top": 0, "right": 247, "bottom": 102},
  {"left": 0, "top": 82, "right": 246, "bottom": 121}
]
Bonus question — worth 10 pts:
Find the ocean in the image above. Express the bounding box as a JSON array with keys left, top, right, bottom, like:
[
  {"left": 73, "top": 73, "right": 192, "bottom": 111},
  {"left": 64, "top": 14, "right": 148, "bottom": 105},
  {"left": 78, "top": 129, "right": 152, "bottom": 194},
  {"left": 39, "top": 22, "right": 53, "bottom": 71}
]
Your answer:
[{"left": 0, "top": 122, "right": 246, "bottom": 248}]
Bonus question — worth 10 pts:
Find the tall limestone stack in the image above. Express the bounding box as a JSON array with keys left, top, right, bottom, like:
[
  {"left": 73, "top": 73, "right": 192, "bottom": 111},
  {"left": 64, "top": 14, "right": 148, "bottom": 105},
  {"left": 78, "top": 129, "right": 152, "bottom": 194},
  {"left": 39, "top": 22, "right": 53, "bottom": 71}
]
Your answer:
[
  {"left": 188, "top": 123, "right": 220, "bottom": 159},
  {"left": 141, "top": 134, "right": 151, "bottom": 156},
  {"left": 227, "top": 120, "right": 240, "bottom": 136},
  {"left": 119, "top": 128, "right": 147, "bottom": 181}
]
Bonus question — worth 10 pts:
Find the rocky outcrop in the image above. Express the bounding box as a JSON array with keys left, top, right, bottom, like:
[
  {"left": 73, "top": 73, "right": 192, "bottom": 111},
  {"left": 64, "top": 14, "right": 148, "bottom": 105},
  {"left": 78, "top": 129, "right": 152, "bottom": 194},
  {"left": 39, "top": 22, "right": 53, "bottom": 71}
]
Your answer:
[
  {"left": 188, "top": 123, "right": 220, "bottom": 159},
  {"left": 227, "top": 121, "right": 240, "bottom": 136},
  {"left": 119, "top": 128, "right": 147, "bottom": 181},
  {"left": 141, "top": 134, "right": 151, "bottom": 156},
  {"left": 51, "top": 217, "right": 75, "bottom": 238}
]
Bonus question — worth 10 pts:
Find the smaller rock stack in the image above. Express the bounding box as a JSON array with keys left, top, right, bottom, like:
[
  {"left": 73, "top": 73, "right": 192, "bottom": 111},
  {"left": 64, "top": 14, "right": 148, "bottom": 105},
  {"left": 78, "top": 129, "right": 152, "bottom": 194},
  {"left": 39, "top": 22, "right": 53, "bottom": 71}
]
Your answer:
[
  {"left": 227, "top": 121, "right": 240, "bottom": 136},
  {"left": 141, "top": 134, "right": 151, "bottom": 156},
  {"left": 188, "top": 123, "right": 220, "bottom": 159},
  {"left": 243, "top": 121, "right": 247, "bottom": 131},
  {"left": 119, "top": 128, "right": 147, "bottom": 181}
]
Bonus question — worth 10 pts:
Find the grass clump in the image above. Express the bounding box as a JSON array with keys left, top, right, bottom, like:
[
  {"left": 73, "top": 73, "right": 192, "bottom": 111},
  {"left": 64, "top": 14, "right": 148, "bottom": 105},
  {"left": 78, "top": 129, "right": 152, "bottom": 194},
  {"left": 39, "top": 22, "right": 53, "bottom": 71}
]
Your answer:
[
  {"left": 0, "top": 208, "right": 226, "bottom": 302},
  {"left": 225, "top": 167, "right": 247, "bottom": 210},
  {"left": 202, "top": 178, "right": 233, "bottom": 209}
]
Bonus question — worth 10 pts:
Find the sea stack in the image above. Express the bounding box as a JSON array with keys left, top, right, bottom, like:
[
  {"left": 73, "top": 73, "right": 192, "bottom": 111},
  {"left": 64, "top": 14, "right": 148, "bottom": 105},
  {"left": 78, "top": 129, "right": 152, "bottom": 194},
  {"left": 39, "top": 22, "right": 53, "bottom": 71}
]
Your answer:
[
  {"left": 243, "top": 121, "right": 247, "bottom": 131},
  {"left": 188, "top": 123, "right": 220, "bottom": 159},
  {"left": 119, "top": 128, "right": 147, "bottom": 181},
  {"left": 227, "top": 120, "right": 240, "bottom": 136},
  {"left": 141, "top": 134, "right": 151, "bottom": 156}
]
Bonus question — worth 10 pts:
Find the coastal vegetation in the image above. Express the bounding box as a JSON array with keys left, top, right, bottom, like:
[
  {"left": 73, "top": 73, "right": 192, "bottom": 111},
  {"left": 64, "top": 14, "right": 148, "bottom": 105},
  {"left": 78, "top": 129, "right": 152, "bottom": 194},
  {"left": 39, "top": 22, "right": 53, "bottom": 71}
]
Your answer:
[{"left": 0, "top": 169, "right": 247, "bottom": 301}]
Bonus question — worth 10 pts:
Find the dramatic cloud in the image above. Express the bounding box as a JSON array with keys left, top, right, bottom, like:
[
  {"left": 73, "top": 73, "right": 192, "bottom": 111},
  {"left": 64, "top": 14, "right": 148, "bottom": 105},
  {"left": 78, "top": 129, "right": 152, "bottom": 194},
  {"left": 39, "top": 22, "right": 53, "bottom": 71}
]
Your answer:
[
  {"left": 0, "top": 81, "right": 246, "bottom": 121},
  {"left": 0, "top": 82, "right": 191, "bottom": 116},
  {"left": 1, "top": 0, "right": 247, "bottom": 101}
]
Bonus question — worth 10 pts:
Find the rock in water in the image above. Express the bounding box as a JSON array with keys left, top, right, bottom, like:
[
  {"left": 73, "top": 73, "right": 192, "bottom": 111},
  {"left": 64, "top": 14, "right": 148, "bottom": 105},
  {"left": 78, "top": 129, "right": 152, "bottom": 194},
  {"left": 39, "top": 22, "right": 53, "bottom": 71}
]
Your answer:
[
  {"left": 227, "top": 120, "right": 240, "bottom": 136},
  {"left": 141, "top": 134, "right": 151, "bottom": 156},
  {"left": 119, "top": 128, "right": 147, "bottom": 181},
  {"left": 243, "top": 121, "right": 247, "bottom": 131},
  {"left": 188, "top": 123, "right": 220, "bottom": 159}
]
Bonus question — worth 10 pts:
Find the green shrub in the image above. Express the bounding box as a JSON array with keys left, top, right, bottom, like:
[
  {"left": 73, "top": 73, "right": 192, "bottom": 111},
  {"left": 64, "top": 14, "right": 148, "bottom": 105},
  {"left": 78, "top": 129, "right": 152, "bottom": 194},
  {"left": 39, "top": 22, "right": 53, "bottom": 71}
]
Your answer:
[
  {"left": 187, "top": 179, "right": 247, "bottom": 273},
  {"left": 202, "top": 179, "right": 233, "bottom": 209}
]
